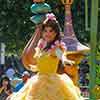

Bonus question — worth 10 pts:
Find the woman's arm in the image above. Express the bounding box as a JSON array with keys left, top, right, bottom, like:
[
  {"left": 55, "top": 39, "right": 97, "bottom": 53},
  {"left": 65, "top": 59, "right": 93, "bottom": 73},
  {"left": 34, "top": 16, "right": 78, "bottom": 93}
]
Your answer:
[
  {"left": 21, "top": 25, "right": 42, "bottom": 70},
  {"left": 0, "top": 86, "right": 5, "bottom": 93},
  {"left": 4, "top": 89, "right": 12, "bottom": 96},
  {"left": 55, "top": 48, "right": 75, "bottom": 66}
]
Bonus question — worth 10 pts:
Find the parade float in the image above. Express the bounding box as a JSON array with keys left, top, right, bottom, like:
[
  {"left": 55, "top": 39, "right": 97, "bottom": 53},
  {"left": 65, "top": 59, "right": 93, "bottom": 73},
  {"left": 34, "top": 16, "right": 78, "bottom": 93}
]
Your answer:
[
  {"left": 60, "top": 0, "right": 89, "bottom": 86},
  {"left": 22, "top": 0, "right": 89, "bottom": 86},
  {"left": 21, "top": 0, "right": 99, "bottom": 99}
]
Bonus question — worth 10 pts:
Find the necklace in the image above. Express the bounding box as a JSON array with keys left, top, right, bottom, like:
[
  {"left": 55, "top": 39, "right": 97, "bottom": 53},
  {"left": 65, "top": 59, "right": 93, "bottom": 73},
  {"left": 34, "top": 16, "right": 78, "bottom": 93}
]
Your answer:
[{"left": 37, "top": 38, "right": 66, "bottom": 54}]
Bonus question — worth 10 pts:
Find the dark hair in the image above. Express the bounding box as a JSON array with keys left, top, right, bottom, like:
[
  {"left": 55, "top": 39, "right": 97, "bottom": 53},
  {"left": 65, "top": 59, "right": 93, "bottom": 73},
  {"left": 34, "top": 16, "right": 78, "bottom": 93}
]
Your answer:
[
  {"left": 0, "top": 75, "right": 11, "bottom": 90},
  {"left": 42, "top": 19, "right": 61, "bottom": 50}
]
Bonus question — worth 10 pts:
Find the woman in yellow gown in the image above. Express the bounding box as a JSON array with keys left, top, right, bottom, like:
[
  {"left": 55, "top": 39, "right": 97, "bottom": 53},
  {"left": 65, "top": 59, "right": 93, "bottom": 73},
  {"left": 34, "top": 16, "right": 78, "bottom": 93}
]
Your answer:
[{"left": 7, "top": 13, "right": 84, "bottom": 100}]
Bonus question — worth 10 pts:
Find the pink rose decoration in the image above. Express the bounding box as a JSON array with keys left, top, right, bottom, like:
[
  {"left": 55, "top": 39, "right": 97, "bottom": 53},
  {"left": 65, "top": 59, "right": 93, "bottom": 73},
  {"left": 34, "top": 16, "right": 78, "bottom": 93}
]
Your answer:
[
  {"left": 47, "top": 49, "right": 52, "bottom": 53},
  {"left": 44, "top": 13, "right": 57, "bottom": 24},
  {"left": 51, "top": 45, "right": 56, "bottom": 49},
  {"left": 46, "top": 13, "right": 56, "bottom": 21}
]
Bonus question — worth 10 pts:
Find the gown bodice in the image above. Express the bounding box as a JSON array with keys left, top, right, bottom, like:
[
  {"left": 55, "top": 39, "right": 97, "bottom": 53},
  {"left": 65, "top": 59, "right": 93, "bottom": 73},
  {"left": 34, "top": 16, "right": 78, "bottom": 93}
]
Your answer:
[{"left": 35, "top": 50, "right": 59, "bottom": 74}]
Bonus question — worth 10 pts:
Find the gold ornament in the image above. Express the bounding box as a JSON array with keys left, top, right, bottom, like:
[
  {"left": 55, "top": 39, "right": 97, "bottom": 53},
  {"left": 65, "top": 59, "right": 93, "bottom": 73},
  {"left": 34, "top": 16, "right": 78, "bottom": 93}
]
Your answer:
[
  {"left": 33, "top": 0, "right": 45, "bottom": 3},
  {"left": 61, "top": 0, "right": 73, "bottom": 5}
]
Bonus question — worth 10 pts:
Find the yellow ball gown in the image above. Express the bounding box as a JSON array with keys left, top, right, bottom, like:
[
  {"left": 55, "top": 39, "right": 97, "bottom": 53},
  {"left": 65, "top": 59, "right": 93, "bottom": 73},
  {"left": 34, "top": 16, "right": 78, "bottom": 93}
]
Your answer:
[{"left": 7, "top": 50, "right": 83, "bottom": 100}]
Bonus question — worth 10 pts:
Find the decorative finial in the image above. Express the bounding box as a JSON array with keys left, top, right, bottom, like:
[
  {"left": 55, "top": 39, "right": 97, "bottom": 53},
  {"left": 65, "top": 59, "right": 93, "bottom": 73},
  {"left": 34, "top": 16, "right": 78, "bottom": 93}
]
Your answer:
[
  {"left": 61, "top": 0, "right": 73, "bottom": 5},
  {"left": 33, "top": 0, "right": 45, "bottom": 3},
  {"left": 62, "top": 0, "right": 90, "bottom": 53}
]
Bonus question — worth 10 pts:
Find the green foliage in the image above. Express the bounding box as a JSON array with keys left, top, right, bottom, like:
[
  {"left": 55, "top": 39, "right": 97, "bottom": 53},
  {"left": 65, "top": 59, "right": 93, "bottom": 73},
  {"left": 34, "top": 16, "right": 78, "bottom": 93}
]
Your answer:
[
  {"left": 0, "top": 0, "right": 91, "bottom": 55},
  {"left": 0, "top": 0, "right": 34, "bottom": 55},
  {"left": 72, "top": 0, "right": 90, "bottom": 43},
  {"left": 96, "top": 39, "right": 100, "bottom": 85}
]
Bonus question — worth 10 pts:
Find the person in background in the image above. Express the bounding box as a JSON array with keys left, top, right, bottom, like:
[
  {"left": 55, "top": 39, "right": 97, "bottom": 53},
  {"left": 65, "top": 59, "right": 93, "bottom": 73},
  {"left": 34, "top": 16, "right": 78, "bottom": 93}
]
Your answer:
[
  {"left": 5, "top": 64, "right": 15, "bottom": 80},
  {"left": 0, "top": 65, "right": 4, "bottom": 78},
  {"left": 13, "top": 71, "right": 30, "bottom": 92},
  {"left": 0, "top": 75, "right": 12, "bottom": 100}
]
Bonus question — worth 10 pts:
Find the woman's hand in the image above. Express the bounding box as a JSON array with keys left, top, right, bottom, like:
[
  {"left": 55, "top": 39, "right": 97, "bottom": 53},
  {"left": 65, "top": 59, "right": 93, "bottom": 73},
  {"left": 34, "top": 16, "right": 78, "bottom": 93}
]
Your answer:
[
  {"left": 62, "top": 53, "right": 75, "bottom": 66},
  {"left": 2, "top": 80, "right": 8, "bottom": 90},
  {"left": 0, "top": 80, "right": 8, "bottom": 93},
  {"left": 29, "top": 64, "right": 39, "bottom": 72},
  {"left": 62, "top": 58, "right": 75, "bottom": 66},
  {"left": 55, "top": 48, "right": 75, "bottom": 66}
]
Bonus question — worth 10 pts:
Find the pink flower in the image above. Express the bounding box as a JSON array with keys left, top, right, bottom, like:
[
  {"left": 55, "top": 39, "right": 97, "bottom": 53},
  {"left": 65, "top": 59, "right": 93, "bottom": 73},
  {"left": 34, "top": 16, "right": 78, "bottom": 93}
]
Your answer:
[
  {"left": 46, "top": 13, "right": 56, "bottom": 21},
  {"left": 38, "top": 43, "right": 43, "bottom": 48},
  {"left": 43, "top": 13, "right": 57, "bottom": 24},
  {"left": 60, "top": 42, "right": 67, "bottom": 51},
  {"left": 55, "top": 40, "right": 59, "bottom": 44},
  {"left": 51, "top": 45, "right": 56, "bottom": 49},
  {"left": 47, "top": 49, "right": 52, "bottom": 53},
  {"left": 37, "top": 38, "right": 47, "bottom": 49}
]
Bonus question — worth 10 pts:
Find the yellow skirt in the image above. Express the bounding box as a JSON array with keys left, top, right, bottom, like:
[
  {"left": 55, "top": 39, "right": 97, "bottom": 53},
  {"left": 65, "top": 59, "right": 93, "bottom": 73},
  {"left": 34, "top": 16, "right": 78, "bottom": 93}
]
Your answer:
[{"left": 7, "top": 73, "right": 84, "bottom": 100}]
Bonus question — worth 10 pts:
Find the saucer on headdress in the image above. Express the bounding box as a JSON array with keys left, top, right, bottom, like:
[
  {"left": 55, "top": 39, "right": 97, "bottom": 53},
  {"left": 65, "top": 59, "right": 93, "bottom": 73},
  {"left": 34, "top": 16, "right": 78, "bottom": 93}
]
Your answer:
[{"left": 30, "top": 14, "right": 45, "bottom": 24}]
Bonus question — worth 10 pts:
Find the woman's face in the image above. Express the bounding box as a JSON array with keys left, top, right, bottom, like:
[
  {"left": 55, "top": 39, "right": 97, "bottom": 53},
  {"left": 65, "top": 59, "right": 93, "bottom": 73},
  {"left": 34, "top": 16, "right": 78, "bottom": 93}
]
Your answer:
[
  {"left": 42, "top": 27, "right": 57, "bottom": 43},
  {"left": 2, "top": 80, "right": 8, "bottom": 86}
]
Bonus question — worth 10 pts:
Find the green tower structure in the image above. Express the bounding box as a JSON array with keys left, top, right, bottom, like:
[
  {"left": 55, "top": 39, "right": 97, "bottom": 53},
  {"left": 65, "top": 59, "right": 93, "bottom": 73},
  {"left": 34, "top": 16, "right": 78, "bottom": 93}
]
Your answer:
[{"left": 89, "top": 0, "right": 99, "bottom": 99}]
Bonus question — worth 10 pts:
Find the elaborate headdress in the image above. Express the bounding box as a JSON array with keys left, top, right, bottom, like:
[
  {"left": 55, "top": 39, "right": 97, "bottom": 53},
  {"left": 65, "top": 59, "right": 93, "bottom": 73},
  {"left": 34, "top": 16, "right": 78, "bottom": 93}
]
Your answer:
[{"left": 21, "top": 1, "right": 54, "bottom": 70}]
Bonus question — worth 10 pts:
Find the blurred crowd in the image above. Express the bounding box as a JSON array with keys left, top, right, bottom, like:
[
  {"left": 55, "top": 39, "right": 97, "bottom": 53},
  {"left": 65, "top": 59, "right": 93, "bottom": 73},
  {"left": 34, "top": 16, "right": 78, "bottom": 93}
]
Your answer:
[
  {"left": 0, "top": 66, "right": 31, "bottom": 100},
  {"left": 0, "top": 55, "right": 90, "bottom": 100},
  {"left": 0, "top": 55, "right": 32, "bottom": 100}
]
